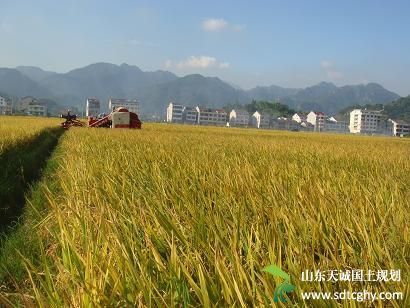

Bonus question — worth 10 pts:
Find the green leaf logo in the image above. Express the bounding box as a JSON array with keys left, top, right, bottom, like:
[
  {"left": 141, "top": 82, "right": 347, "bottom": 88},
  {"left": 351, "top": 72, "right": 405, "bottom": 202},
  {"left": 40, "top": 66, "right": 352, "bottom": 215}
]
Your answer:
[{"left": 262, "top": 264, "right": 295, "bottom": 303}]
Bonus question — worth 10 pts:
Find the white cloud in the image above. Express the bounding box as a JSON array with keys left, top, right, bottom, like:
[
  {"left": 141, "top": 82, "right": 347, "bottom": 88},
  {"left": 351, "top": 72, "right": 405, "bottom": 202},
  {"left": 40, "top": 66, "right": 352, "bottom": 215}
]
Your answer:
[
  {"left": 165, "top": 56, "right": 230, "bottom": 70},
  {"left": 202, "top": 18, "right": 245, "bottom": 32},
  {"left": 203, "top": 18, "right": 228, "bottom": 31},
  {"left": 179, "top": 56, "right": 217, "bottom": 68}
]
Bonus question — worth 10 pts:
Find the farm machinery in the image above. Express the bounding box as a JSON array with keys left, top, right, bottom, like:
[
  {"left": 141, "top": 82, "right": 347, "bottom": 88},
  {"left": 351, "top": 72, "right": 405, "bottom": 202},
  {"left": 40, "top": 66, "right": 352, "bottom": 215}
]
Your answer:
[{"left": 60, "top": 107, "right": 142, "bottom": 129}]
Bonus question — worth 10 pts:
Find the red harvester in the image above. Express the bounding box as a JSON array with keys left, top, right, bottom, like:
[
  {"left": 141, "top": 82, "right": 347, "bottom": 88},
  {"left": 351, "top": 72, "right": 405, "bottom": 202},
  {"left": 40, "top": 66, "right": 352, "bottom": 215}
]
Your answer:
[{"left": 60, "top": 107, "right": 142, "bottom": 129}]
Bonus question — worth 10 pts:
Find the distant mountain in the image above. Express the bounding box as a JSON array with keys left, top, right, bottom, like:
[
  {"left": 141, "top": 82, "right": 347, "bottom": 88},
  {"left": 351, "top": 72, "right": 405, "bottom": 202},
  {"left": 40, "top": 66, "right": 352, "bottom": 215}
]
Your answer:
[
  {"left": 247, "top": 85, "right": 301, "bottom": 101},
  {"left": 0, "top": 62, "right": 402, "bottom": 116},
  {"left": 139, "top": 74, "right": 248, "bottom": 113},
  {"left": 39, "top": 63, "right": 178, "bottom": 111},
  {"left": 16, "top": 66, "right": 57, "bottom": 82},
  {"left": 384, "top": 96, "right": 410, "bottom": 121},
  {"left": 0, "top": 68, "right": 51, "bottom": 98},
  {"left": 280, "top": 82, "right": 400, "bottom": 114}
]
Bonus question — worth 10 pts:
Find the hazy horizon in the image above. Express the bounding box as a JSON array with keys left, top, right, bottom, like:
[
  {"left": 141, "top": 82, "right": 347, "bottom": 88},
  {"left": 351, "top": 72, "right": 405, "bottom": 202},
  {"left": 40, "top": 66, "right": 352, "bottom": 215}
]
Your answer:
[
  {"left": 5, "top": 62, "right": 404, "bottom": 95},
  {"left": 1, "top": 0, "right": 409, "bottom": 96}
]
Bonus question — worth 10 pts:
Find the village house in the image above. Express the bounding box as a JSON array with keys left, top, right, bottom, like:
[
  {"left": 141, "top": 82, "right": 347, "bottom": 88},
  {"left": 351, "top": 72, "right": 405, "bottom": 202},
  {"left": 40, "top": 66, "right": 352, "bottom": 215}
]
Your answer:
[
  {"left": 86, "top": 98, "right": 100, "bottom": 117},
  {"left": 166, "top": 102, "right": 184, "bottom": 123},
  {"left": 0, "top": 96, "right": 12, "bottom": 115},
  {"left": 307, "top": 111, "right": 326, "bottom": 132},
  {"left": 196, "top": 106, "right": 227, "bottom": 126},
  {"left": 251, "top": 111, "right": 271, "bottom": 128},
  {"left": 386, "top": 119, "right": 410, "bottom": 137},
  {"left": 229, "top": 109, "right": 250, "bottom": 127}
]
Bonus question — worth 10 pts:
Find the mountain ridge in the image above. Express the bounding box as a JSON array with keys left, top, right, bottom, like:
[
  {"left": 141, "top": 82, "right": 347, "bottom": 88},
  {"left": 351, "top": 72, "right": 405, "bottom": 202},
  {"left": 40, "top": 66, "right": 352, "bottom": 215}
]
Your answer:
[{"left": 0, "top": 63, "right": 401, "bottom": 115}]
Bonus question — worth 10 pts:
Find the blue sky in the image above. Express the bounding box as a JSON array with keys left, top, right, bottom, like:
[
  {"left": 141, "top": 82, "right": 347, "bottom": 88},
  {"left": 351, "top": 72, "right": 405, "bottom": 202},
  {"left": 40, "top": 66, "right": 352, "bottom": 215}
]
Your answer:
[{"left": 1, "top": 0, "right": 409, "bottom": 95}]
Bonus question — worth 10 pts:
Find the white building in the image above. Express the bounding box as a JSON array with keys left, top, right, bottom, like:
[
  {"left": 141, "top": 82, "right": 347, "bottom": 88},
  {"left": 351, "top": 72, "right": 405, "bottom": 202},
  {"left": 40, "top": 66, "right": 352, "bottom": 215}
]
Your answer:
[
  {"left": 16, "top": 96, "right": 46, "bottom": 116},
  {"left": 86, "top": 98, "right": 100, "bottom": 117},
  {"left": 109, "top": 98, "right": 140, "bottom": 114},
  {"left": 166, "top": 102, "right": 184, "bottom": 123},
  {"left": 17, "top": 96, "right": 36, "bottom": 113},
  {"left": 349, "top": 109, "right": 383, "bottom": 134},
  {"left": 386, "top": 119, "right": 410, "bottom": 137},
  {"left": 292, "top": 113, "right": 307, "bottom": 123},
  {"left": 251, "top": 111, "right": 271, "bottom": 128},
  {"left": 196, "top": 107, "right": 227, "bottom": 126},
  {"left": 307, "top": 111, "right": 326, "bottom": 132},
  {"left": 324, "top": 119, "right": 349, "bottom": 133},
  {"left": 28, "top": 103, "right": 47, "bottom": 116},
  {"left": 300, "top": 121, "right": 315, "bottom": 132},
  {"left": 271, "top": 117, "right": 300, "bottom": 131},
  {"left": 0, "top": 96, "right": 12, "bottom": 115},
  {"left": 183, "top": 106, "right": 198, "bottom": 124},
  {"left": 229, "top": 109, "right": 250, "bottom": 127}
]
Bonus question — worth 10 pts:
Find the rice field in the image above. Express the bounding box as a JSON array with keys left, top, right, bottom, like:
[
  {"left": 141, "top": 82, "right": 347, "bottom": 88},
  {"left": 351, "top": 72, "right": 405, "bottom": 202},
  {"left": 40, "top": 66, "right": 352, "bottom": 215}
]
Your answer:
[
  {"left": 0, "top": 116, "right": 60, "bottom": 154},
  {"left": 1, "top": 121, "right": 409, "bottom": 307}
]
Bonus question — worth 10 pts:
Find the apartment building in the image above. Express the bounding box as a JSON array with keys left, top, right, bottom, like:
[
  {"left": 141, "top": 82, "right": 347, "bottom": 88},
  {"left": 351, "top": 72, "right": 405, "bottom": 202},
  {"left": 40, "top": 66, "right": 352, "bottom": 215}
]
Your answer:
[
  {"left": 386, "top": 119, "right": 410, "bottom": 137},
  {"left": 349, "top": 109, "right": 383, "bottom": 134},
  {"left": 292, "top": 113, "right": 307, "bottom": 123},
  {"left": 109, "top": 98, "right": 140, "bottom": 114},
  {"left": 307, "top": 111, "right": 326, "bottom": 132},
  {"left": 16, "top": 96, "right": 46, "bottom": 116},
  {"left": 324, "top": 118, "right": 349, "bottom": 133},
  {"left": 196, "top": 106, "right": 227, "bottom": 126},
  {"left": 271, "top": 117, "right": 300, "bottom": 131},
  {"left": 28, "top": 103, "right": 47, "bottom": 116},
  {"left": 229, "top": 109, "right": 250, "bottom": 127},
  {"left": 86, "top": 98, "right": 101, "bottom": 117},
  {"left": 183, "top": 106, "right": 198, "bottom": 124},
  {"left": 166, "top": 102, "right": 184, "bottom": 123},
  {"left": 251, "top": 111, "right": 271, "bottom": 128},
  {"left": 0, "top": 96, "right": 12, "bottom": 115}
]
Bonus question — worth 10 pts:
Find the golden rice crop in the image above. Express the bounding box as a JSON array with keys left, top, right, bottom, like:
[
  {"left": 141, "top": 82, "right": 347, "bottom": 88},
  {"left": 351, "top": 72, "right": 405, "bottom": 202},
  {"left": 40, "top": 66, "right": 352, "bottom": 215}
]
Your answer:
[
  {"left": 0, "top": 116, "right": 60, "bottom": 154},
  {"left": 3, "top": 123, "right": 410, "bottom": 306}
]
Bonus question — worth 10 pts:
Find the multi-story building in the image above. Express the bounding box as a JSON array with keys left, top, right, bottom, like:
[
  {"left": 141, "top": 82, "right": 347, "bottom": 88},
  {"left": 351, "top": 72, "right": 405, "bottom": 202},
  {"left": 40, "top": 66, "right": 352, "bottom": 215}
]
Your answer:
[
  {"left": 17, "top": 96, "right": 37, "bottom": 113},
  {"left": 28, "top": 103, "right": 47, "bottom": 116},
  {"left": 386, "top": 119, "right": 410, "bottom": 137},
  {"left": 292, "top": 113, "right": 307, "bottom": 123},
  {"left": 86, "top": 98, "right": 100, "bottom": 117},
  {"left": 166, "top": 102, "right": 184, "bottom": 123},
  {"left": 16, "top": 96, "right": 46, "bottom": 116},
  {"left": 229, "top": 109, "right": 250, "bottom": 127},
  {"left": 109, "top": 98, "right": 140, "bottom": 114},
  {"left": 324, "top": 118, "right": 349, "bottom": 133},
  {"left": 0, "top": 96, "right": 12, "bottom": 115},
  {"left": 300, "top": 121, "right": 315, "bottom": 132},
  {"left": 307, "top": 111, "right": 326, "bottom": 132},
  {"left": 349, "top": 109, "right": 383, "bottom": 134},
  {"left": 251, "top": 111, "right": 271, "bottom": 128},
  {"left": 271, "top": 117, "right": 300, "bottom": 131},
  {"left": 196, "top": 106, "right": 227, "bottom": 126},
  {"left": 183, "top": 106, "right": 198, "bottom": 124}
]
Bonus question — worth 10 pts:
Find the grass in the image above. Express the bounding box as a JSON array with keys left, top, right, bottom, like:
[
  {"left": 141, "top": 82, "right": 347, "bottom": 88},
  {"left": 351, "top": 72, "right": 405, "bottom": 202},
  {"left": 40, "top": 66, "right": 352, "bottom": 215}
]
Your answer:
[{"left": 1, "top": 122, "right": 409, "bottom": 307}]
